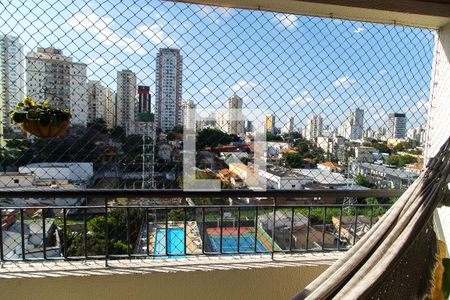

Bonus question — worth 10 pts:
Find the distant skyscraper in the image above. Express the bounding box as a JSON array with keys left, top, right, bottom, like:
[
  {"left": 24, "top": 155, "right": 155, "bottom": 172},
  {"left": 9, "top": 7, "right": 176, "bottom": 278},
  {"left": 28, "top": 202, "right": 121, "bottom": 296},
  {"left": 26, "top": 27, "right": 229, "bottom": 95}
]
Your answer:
[
  {"left": 26, "top": 47, "right": 87, "bottom": 125},
  {"left": 87, "top": 80, "right": 105, "bottom": 123},
  {"left": 305, "top": 114, "right": 323, "bottom": 140},
  {"left": 245, "top": 120, "right": 254, "bottom": 133},
  {"left": 103, "top": 87, "right": 116, "bottom": 129},
  {"left": 387, "top": 113, "right": 407, "bottom": 139},
  {"left": 339, "top": 108, "right": 364, "bottom": 140},
  {"left": 407, "top": 126, "right": 426, "bottom": 145},
  {"left": 280, "top": 117, "right": 294, "bottom": 134},
  {"left": 0, "top": 34, "right": 25, "bottom": 136},
  {"left": 116, "top": 69, "right": 137, "bottom": 135},
  {"left": 137, "top": 86, "right": 151, "bottom": 114},
  {"left": 182, "top": 99, "right": 196, "bottom": 129},
  {"left": 227, "top": 94, "right": 244, "bottom": 135},
  {"left": 265, "top": 115, "right": 276, "bottom": 134},
  {"left": 155, "top": 48, "right": 182, "bottom": 132}
]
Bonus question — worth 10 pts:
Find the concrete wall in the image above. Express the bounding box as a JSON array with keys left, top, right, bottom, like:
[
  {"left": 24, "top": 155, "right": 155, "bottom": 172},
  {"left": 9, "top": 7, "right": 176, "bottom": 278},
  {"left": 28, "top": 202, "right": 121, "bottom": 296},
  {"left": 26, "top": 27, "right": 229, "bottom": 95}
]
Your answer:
[{"left": 0, "top": 264, "right": 328, "bottom": 300}]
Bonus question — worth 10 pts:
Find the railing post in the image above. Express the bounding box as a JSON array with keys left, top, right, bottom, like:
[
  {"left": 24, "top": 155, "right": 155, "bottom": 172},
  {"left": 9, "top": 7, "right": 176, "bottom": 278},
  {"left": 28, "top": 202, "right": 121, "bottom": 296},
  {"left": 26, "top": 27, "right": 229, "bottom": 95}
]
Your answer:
[
  {"left": 237, "top": 207, "right": 241, "bottom": 254},
  {"left": 145, "top": 207, "right": 150, "bottom": 257},
  {"left": 0, "top": 208, "right": 3, "bottom": 263},
  {"left": 271, "top": 199, "right": 276, "bottom": 259},
  {"left": 219, "top": 207, "right": 223, "bottom": 254},
  {"left": 83, "top": 207, "right": 88, "bottom": 259},
  {"left": 306, "top": 207, "right": 311, "bottom": 251},
  {"left": 337, "top": 206, "right": 343, "bottom": 250},
  {"left": 353, "top": 206, "right": 359, "bottom": 245},
  {"left": 254, "top": 206, "right": 259, "bottom": 253},
  {"left": 42, "top": 208, "right": 47, "bottom": 260},
  {"left": 165, "top": 208, "right": 169, "bottom": 256},
  {"left": 184, "top": 207, "right": 187, "bottom": 255},
  {"left": 105, "top": 198, "right": 109, "bottom": 267},
  {"left": 20, "top": 209, "right": 25, "bottom": 260},
  {"left": 126, "top": 206, "right": 130, "bottom": 257},
  {"left": 322, "top": 207, "right": 327, "bottom": 250},
  {"left": 63, "top": 208, "right": 67, "bottom": 259},
  {"left": 289, "top": 207, "right": 294, "bottom": 252},
  {"left": 201, "top": 207, "right": 205, "bottom": 254}
]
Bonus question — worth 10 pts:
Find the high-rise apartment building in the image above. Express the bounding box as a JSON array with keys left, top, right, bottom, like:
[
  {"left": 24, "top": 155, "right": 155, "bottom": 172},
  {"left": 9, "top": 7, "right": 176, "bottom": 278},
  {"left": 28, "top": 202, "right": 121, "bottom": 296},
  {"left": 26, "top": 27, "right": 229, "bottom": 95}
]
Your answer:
[
  {"left": 265, "top": 115, "right": 276, "bottom": 134},
  {"left": 87, "top": 80, "right": 105, "bottom": 123},
  {"left": 26, "top": 47, "right": 87, "bottom": 125},
  {"left": 338, "top": 108, "right": 364, "bottom": 140},
  {"left": 0, "top": 35, "right": 25, "bottom": 137},
  {"left": 103, "top": 87, "right": 116, "bottom": 129},
  {"left": 116, "top": 69, "right": 137, "bottom": 136},
  {"left": 182, "top": 99, "right": 196, "bottom": 129},
  {"left": 280, "top": 117, "right": 294, "bottom": 134},
  {"left": 137, "top": 86, "right": 151, "bottom": 115},
  {"left": 155, "top": 48, "right": 182, "bottom": 132},
  {"left": 227, "top": 94, "right": 244, "bottom": 135},
  {"left": 387, "top": 113, "right": 407, "bottom": 139},
  {"left": 304, "top": 114, "right": 323, "bottom": 140},
  {"left": 407, "top": 126, "right": 426, "bottom": 145}
]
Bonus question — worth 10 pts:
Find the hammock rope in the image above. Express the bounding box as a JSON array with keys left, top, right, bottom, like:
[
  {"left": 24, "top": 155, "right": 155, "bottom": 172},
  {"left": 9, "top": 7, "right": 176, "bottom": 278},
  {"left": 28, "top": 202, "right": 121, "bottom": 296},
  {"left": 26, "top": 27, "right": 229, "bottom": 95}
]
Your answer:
[{"left": 293, "top": 137, "right": 450, "bottom": 300}]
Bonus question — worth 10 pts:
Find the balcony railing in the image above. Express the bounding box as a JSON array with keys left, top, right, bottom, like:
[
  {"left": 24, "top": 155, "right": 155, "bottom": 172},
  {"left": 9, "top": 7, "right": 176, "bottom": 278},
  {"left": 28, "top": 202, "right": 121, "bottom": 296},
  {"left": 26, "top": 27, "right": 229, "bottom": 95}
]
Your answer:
[{"left": 0, "top": 189, "right": 397, "bottom": 263}]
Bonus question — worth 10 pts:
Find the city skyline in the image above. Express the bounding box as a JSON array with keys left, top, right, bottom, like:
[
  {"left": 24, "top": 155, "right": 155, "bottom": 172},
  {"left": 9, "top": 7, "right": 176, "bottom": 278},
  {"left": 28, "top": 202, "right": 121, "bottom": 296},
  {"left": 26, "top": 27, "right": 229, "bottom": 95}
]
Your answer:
[{"left": 0, "top": 0, "right": 432, "bottom": 132}]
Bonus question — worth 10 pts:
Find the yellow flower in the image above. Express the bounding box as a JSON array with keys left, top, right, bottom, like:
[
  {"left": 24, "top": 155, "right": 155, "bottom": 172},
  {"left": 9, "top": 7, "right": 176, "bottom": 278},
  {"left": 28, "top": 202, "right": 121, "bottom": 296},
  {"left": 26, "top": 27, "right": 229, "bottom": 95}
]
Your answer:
[{"left": 22, "top": 96, "right": 36, "bottom": 107}]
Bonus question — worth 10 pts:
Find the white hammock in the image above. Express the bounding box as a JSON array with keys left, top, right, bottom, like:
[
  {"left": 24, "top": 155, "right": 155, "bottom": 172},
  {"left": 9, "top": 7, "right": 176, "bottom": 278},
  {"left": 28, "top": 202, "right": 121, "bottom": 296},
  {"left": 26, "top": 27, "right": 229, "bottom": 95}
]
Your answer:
[{"left": 293, "top": 137, "right": 450, "bottom": 300}]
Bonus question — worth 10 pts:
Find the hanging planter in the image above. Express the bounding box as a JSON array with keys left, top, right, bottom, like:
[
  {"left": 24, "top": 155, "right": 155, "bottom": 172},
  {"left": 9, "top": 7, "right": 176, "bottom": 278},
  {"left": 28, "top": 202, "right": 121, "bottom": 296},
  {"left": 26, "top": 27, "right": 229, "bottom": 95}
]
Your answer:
[{"left": 10, "top": 97, "right": 72, "bottom": 139}]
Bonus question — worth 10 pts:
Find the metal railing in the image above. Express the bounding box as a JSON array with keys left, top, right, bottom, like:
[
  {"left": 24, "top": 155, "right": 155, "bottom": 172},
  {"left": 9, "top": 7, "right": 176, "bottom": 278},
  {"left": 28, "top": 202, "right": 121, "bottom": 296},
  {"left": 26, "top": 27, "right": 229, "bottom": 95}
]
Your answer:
[{"left": 0, "top": 189, "right": 397, "bottom": 263}]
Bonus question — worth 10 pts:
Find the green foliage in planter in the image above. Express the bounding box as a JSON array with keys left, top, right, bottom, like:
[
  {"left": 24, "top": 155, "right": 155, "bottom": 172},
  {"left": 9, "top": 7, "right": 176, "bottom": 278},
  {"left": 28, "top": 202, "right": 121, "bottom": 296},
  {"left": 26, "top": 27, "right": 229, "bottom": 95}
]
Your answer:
[{"left": 10, "top": 96, "right": 72, "bottom": 127}]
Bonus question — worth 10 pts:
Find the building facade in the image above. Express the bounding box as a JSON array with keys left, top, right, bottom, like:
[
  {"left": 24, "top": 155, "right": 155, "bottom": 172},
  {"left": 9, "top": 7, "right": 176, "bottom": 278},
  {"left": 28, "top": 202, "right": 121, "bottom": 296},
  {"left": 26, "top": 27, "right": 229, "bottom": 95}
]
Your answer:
[
  {"left": 265, "top": 115, "right": 276, "bottom": 134},
  {"left": 387, "top": 113, "right": 407, "bottom": 139},
  {"left": 227, "top": 94, "right": 244, "bottom": 135},
  {"left": 87, "top": 80, "right": 105, "bottom": 123},
  {"left": 304, "top": 114, "right": 323, "bottom": 140},
  {"left": 26, "top": 47, "right": 87, "bottom": 125},
  {"left": 116, "top": 69, "right": 137, "bottom": 136},
  {"left": 155, "top": 48, "right": 182, "bottom": 132},
  {"left": 0, "top": 35, "right": 25, "bottom": 136},
  {"left": 339, "top": 108, "right": 364, "bottom": 140},
  {"left": 103, "top": 87, "right": 116, "bottom": 129}
]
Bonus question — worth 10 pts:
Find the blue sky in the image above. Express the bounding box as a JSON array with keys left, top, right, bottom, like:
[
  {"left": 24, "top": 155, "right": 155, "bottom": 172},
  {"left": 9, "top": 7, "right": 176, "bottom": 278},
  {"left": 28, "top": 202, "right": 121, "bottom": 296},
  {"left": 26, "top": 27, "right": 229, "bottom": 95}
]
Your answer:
[{"left": 0, "top": 0, "right": 434, "bottom": 130}]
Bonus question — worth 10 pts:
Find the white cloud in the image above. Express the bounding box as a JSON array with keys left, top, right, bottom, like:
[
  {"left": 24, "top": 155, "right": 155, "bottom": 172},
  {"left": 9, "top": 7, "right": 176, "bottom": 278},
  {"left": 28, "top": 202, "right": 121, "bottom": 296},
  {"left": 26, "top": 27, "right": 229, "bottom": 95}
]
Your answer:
[
  {"left": 230, "top": 80, "right": 260, "bottom": 92},
  {"left": 274, "top": 14, "right": 298, "bottom": 29},
  {"left": 324, "top": 97, "right": 334, "bottom": 104},
  {"left": 379, "top": 69, "right": 388, "bottom": 76},
  {"left": 136, "top": 24, "right": 176, "bottom": 46},
  {"left": 354, "top": 27, "right": 364, "bottom": 33},
  {"left": 333, "top": 76, "right": 357, "bottom": 88},
  {"left": 67, "top": 12, "right": 112, "bottom": 33},
  {"left": 290, "top": 96, "right": 313, "bottom": 105},
  {"left": 199, "top": 87, "right": 211, "bottom": 95},
  {"left": 197, "top": 5, "right": 232, "bottom": 24},
  {"left": 67, "top": 12, "right": 145, "bottom": 55},
  {"left": 87, "top": 57, "right": 106, "bottom": 65}
]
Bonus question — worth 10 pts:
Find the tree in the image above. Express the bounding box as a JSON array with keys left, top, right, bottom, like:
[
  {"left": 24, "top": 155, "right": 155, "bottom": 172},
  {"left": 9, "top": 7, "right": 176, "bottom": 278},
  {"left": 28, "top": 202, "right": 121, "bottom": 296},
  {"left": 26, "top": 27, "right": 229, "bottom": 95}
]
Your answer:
[
  {"left": 371, "top": 141, "right": 390, "bottom": 154},
  {"left": 355, "top": 175, "right": 376, "bottom": 188},
  {"left": 385, "top": 154, "right": 417, "bottom": 167},
  {"left": 196, "top": 128, "right": 231, "bottom": 150},
  {"left": 266, "top": 133, "right": 283, "bottom": 141},
  {"left": 282, "top": 152, "right": 304, "bottom": 168},
  {"left": 294, "top": 139, "right": 309, "bottom": 154}
]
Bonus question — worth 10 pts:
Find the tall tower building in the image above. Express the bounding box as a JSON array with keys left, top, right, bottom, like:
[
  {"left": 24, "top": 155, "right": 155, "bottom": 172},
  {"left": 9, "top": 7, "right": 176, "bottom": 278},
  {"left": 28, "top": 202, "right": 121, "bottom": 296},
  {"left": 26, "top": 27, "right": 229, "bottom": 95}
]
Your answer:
[
  {"left": 87, "top": 80, "right": 105, "bottom": 123},
  {"left": 182, "top": 99, "right": 196, "bottom": 129},
  {"left": 227, "top": 94, "right": 244, "bottom": 135},
  {"left": 116, "top": 69, "right": 137, "bottom": 136},
  {"left": 339, "top": 108, "right": 364, "bottom": 140},
  {"left": 387, "top": 113, "right": 407, "bottom": 139},
  {"left": 281, "top": 117, "right": 294, "bottom": 134},
  {"left": 26, "top": 47, "right": 87, "bottom": 125},
  {"left": 265, "top": 115, "right": 276, "bottom": 134},
  {"left": 305, "top": 114, "right": 323, "bottom": 140},
  {"left": 137, "top": 86, "right": 151, "bottom": 115},
  {"left": 103, "top": 87, "right": 116, "bottom": 129},
  {"left": 155, "top": 48, "right": 182, "bottom": 132},
  {"left": 1, "top": 35, "right": 25, "bottom": 137}
]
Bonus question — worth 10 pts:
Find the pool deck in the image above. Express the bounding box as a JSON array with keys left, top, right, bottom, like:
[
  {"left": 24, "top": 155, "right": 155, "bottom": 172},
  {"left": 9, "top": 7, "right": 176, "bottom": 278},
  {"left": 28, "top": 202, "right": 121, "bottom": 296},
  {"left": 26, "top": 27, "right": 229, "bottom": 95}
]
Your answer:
[{"left": 148, "top": 221, "right": 203, "bottom": 255}]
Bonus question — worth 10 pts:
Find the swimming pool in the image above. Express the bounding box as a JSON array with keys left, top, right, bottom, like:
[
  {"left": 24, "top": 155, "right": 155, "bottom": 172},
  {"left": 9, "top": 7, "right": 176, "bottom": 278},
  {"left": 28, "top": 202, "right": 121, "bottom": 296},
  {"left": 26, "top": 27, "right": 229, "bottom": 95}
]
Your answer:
[
  {"left": 206, "top": 227, "right": 279, "bottom": 253},
  {"left": 154, "top": 227, "right": 185, "bottom": 256}
]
